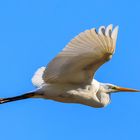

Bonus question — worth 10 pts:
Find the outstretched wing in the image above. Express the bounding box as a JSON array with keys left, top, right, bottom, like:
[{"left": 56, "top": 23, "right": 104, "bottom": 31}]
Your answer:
[{"left": 42, "top": 24, "right": 118, "bottom": 84}]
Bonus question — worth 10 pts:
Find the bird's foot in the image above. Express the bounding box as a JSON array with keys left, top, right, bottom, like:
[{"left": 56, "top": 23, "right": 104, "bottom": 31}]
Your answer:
[{"left": 0, "top": 98, "right": 9, "bottom": 104}]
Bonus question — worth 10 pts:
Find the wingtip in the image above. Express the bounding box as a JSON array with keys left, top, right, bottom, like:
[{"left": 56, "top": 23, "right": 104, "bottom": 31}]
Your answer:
[
  {"left": 107, "top": 24, "right": 113, "bottom": 28},
  {"left": 114, "top": 25, "right": 119, "bottom": 30},
  {"left": 105, "top": 24, "right": 113, "bottom": 37},
  {"left": 98, "top": 25, "right": 105, "bottom": 35},
  {"left": 111, "top": 25, "right": 119, "bottom": 41}
]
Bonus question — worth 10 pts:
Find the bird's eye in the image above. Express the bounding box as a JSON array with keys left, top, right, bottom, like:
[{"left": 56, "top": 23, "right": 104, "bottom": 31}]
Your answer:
[{"left": 111, "top": 87, "right": 116, "bottom": 90}]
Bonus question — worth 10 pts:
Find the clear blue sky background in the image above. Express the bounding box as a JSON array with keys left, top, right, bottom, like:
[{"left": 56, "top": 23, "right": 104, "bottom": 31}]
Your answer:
[{"left": 0, "top": 0, "right": 140, "bottom": 140}]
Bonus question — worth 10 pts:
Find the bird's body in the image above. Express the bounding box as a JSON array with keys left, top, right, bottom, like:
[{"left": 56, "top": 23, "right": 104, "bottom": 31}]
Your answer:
[
  {"left": 35, "top": 79, "right": 110, "bottom": 108},
  {"left": 0, "top": 24, "right": 139, "bottom": 108}
]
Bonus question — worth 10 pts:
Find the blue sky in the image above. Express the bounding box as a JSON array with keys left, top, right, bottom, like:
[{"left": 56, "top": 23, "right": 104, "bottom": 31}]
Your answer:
[{"left": 0, "top": 0, "right": 140, "bottom": 140}]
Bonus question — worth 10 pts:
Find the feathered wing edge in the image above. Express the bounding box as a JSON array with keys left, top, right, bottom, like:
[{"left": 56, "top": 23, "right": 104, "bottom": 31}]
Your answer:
[
  {"left": 33, "top": 25, "right": 119, "bottom": 85},
  {"left": 61, "top": 24, "right": 118, "bottom": 56}
]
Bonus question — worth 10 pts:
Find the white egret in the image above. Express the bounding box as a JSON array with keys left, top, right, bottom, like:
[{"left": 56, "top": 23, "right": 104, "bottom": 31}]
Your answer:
[{"left": 0, "top": 24, "right": 139, "bottom": 108}]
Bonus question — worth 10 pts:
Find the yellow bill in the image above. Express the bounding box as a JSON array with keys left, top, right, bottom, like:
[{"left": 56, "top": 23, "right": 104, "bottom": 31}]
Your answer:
[{"left": 116, "top": 86, "right": 140, "bottom": 92}]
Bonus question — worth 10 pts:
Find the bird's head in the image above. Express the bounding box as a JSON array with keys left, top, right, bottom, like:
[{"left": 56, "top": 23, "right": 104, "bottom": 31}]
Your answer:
[{"left": 100, "top": 83, "right": 140, "bottom": 93}]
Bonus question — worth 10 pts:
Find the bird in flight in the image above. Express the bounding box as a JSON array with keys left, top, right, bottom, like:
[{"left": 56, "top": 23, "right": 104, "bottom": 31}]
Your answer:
[{"left": 0, "top": 24, "right": 139, "bottom": 108}]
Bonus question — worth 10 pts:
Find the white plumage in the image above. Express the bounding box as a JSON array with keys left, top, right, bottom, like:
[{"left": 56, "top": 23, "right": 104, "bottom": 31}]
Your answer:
[
  {"left": 32, "top": 67, "right": 46, "bottom": 87},
  {"left": 42, "top": 24, "right": 118, "bottom": 84},
  {"left": 0, "top": 24, "right": 139, "bottom": 107}
]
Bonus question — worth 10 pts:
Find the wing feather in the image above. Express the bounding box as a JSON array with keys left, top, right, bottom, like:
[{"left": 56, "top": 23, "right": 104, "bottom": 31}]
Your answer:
[{"left": 43, "top": 25, "right": 119, "bottom": 84}]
